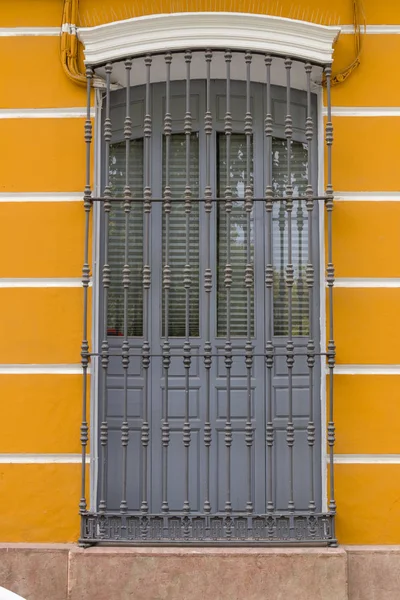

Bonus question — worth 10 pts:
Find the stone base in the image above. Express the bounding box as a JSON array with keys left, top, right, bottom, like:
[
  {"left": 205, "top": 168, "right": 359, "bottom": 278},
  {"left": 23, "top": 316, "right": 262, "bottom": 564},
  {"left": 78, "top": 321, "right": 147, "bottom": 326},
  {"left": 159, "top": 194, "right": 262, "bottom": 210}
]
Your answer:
[
  {"left": 346, "top": 546, "right": 400, "bottom": 600},
  {"left": 0, "top": 543, "right": 398, "bottom": 600}
]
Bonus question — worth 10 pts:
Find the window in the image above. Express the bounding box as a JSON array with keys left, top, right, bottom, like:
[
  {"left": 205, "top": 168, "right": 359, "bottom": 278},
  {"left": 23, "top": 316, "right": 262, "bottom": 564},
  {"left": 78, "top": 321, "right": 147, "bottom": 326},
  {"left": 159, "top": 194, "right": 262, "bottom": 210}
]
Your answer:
[{"left": 79, "top": 46, "right": 336, "bottom": 545}]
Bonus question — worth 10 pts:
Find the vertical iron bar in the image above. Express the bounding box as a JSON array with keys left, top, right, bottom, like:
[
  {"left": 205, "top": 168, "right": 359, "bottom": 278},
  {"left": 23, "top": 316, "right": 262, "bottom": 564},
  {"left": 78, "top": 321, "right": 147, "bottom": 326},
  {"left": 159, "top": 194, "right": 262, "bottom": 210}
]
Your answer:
[
  {"left": 99, "top": 62, "right": 113, "bottom": 514},
  {"left": 264, "top": 55, "right": 274, "bottom": 514},
  {"left": 162, "top": 53, "right": 172, "bottom": 514},
  {"left": 120, "top": 58, "right": 133, "bottom": 513},
  {"left": 305, "top": 63, "right": 316, "bottom": 513},
  {"left": 224, "top": 49, "right": 233, "bottom": 514},
  {"left": 183, "top": 49, "right": 192, "bottom": 514},
  {"left": 285, "top": 57, "right": 295, "bottom": 512},
  {"left": 325, "top": 65, "right": 336, "bottom": 542},
  {"left": 80, "top": 66, "right": 93, "bottom": 523},
  {"left": 141, "top": 54, "right": 152, "bottom": 515},
  {"left": 203, "top": 49, "right": 213, "bottom": 514},
  {"left": 244, "top": 51, "right": 254, "bottom": 514}
]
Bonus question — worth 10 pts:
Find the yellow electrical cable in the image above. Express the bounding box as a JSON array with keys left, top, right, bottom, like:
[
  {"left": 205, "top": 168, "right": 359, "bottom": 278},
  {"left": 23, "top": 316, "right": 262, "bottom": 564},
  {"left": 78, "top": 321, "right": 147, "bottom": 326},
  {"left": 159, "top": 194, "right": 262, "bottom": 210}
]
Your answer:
[
  {"left": 61, "top": 0, "right": 365, "bottom": 87},
  {"left": 60, "top": 0, "right": 86, "bottom": 86},
  {"left": 328, "top": 0, "right": 366, "bottom": 86}
]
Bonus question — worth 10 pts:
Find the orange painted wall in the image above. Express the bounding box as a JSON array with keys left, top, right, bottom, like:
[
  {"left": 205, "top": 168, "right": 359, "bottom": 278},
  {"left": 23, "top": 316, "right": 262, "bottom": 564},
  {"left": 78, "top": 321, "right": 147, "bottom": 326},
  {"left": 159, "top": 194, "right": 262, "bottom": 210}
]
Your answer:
[{"left": 0, "top": 0, "right": 399, "bottom": 545}]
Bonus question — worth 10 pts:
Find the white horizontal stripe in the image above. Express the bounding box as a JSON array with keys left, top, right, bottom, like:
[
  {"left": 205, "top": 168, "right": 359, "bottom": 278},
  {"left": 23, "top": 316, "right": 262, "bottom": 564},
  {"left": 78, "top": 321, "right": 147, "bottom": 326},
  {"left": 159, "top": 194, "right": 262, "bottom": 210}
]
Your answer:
[
  {"left": 0, "top": 454, "right": 90, "bottom": 464},
  {"left": 332, "top": 365, "right": 400, "bottom": 375},
  {"left": 331, "top": 454, "right": 400, "bottom": 464},
  {"left": 0, "top": 192, "right": 82, "bottom": 203},
  {"left": 0, "top": 108, "right": 94, "bottom": 119},
  {"left": 0, "top": 364, "right": 87, "bottom": 375},
  {"left": 0, "top": 27, "right": 60, "bottom": 37},
  {"left": 0, "top": 278, "right": 90, "bottom": 288},
  {"left": 61, "top": 23, "right": 77, "bottom": 35},
  {"left": 333, "top": 278, "right": 400, "bottom": 288},
  {"left": 323, "top": 106, "right": 400, "bottom": 117},
  {"left": 2, "top": 24, "right": 400, "bottom": 38},
  {"left": 335, "top": 192, "right": 400, "bottom": 202},
  {"left": 340, "top": 24, "right": 400, "bottom": 34}
]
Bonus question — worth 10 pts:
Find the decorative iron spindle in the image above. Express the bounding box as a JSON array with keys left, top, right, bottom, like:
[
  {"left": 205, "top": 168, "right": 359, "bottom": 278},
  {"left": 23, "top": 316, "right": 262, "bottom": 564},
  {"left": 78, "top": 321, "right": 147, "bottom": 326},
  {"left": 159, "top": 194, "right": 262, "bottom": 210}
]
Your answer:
[
  {"left": 141, "top": 54, "right": 152, "bottom": 518},
  {"left": 325, "top": 64, "right": 336, "bottom": 544},
  {"left": 264, "top": 54, "right": 274, "bottom": 514},
  {"left": 183, "top": 49, "right": 192, "bottom": 515},
  {"left": 224, "top": 49, "right": 233, "bottom": 516},
  {"left": 203, "top": 48, "right": 213, "bottom": 514},
  {"left": 305, "top": 63, "right": 316, "bottom": 513},
  {"left": 99, "top": 62, "right": 113, "bottom": 515},
  {"left": 162, "top": 52, "right": 172, "bottom": 514},
  {"left": 244, "top": 51, "right": 254, "bottom": 513},
  {"left": 79, "top": 65, "right": 93, "bottom": 524},
  {"left": 120, "top": 58, "right": 132, "bottom": 514},
  {"left": 285, "top": 57, "right": 295, "bottom": 512}
]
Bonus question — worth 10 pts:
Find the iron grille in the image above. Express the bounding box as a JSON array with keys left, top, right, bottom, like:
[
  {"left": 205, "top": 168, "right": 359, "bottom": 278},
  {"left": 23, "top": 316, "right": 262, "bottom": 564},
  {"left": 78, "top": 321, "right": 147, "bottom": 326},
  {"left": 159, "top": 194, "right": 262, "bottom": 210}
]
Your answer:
[{"left": 79, "top": 49, "right": 335, "bottom": 545}]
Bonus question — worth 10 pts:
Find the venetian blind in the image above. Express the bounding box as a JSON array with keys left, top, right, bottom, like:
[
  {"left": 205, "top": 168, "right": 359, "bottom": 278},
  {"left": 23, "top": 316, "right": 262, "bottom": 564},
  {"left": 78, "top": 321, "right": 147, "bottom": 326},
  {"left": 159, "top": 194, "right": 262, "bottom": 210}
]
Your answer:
[
  {"left": 162, "top": 133, "right": 200, "bottom": 337},
  {"left": 107, "top": 139, "right": 144, "bottom": 336},
  {"left": 272, "top": 138, "right": 309, "bottom": 336},
  {"left": 217, "top": 133, "right": 254, "bottom": 337}
]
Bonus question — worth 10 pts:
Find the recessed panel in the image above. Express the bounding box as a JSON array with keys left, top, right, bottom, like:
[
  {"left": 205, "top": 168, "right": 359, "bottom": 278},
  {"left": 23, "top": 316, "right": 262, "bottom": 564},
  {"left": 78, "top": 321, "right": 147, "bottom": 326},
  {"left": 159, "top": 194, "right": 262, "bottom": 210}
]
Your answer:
[
  {"left": 165, "top": 388, "right": 200, "bottom": 419},
  {"left": 166, "top": 429, "right": 200, "bottom": 512},
  {"left": 216, "top": 387, "right": 255, "bottom": 420}
]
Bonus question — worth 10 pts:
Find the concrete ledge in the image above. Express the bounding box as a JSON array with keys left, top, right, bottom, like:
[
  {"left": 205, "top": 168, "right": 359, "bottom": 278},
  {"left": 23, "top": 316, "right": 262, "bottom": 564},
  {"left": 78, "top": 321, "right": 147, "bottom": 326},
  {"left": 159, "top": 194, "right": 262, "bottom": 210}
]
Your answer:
[
  {"left": 0, "top": 544, "right": 71, "bottom": 600},
  {"left": 68, "top": 547, "right": 348, "bottom": 600},
  {"left": 8, "top": 543, "right": 400, "bottom": 600},
  {"left": 346, "top": 546, "right": 400, "bottom": 600}
]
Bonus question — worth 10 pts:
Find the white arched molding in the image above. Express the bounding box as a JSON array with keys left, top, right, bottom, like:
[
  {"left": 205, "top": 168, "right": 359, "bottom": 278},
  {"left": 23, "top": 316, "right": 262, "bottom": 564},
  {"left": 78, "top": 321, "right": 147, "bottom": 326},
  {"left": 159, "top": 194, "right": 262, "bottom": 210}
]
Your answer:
[{"left": 78, "top": 12, "right": 340, "bottom": 66}]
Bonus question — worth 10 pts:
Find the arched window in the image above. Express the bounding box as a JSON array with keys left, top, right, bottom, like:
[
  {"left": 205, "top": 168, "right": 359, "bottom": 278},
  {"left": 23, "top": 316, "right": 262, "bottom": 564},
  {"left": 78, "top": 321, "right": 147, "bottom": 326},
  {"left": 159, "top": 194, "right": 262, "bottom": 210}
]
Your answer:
[{"left": 79, "top": 14, "right": 338, "bottom": 545}]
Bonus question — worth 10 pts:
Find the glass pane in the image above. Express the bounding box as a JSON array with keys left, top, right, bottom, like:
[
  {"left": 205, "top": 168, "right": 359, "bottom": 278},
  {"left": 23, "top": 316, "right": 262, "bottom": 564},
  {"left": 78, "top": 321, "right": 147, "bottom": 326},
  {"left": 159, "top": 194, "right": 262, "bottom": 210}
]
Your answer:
[
  {"left": 272, "top": 138, "right": 309, "bottom": 336},
  {"left": 162, "top": 133, "right": 200, "bottom": 337},
  {"left": 217, "top": 133, "right": 254, "bottom": 337},
  {"left": 107, "top": 139, "right": 144, "bottom": 337}
]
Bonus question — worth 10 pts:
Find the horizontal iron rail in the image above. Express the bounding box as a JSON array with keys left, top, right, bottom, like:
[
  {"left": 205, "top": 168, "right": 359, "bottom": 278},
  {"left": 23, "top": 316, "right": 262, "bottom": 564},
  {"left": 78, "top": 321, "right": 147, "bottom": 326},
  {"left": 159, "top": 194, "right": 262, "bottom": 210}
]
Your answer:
[
  {"left": 89, "top": 351, "right": 333, "bottom": 358},
  {"left": 80, "top": 512, "right": 336, "bottom": 545},
  {"left": 89, "top": 196, "right": 330, "bottom": 203},
  {"left": 89, "top": 49, "right": 328, "bottom": 71}
]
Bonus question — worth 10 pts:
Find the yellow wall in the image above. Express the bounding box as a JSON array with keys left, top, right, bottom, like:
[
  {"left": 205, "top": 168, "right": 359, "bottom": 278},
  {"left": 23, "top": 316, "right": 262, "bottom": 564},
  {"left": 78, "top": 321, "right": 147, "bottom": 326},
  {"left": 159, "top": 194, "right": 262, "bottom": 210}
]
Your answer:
[{"left": 0, "top": 0, "right": 399, "bottom": 545}]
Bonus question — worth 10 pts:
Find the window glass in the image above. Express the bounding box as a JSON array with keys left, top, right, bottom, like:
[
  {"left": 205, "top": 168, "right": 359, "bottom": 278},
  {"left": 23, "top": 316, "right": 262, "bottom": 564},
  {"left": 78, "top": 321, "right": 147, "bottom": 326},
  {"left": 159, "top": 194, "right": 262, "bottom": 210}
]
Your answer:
[
  {"left": 217, "top": 133, "right": 254, "bottom": 337},
  {"left": 272, "top": 139, "right": 309, "bottom": 336},
  {"left": 108, "top": 139, "right": 144, "bottom": 336},
  {"left": 162, "top": 133, "right": 200, "bottom": 337}
]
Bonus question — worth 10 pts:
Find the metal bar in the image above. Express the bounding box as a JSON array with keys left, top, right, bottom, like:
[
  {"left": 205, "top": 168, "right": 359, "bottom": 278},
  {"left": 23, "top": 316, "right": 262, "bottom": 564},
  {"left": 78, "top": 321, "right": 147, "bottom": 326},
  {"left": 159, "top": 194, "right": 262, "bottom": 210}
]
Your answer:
[
  {"left": 305, "top": 63, "right": 316, "bottom": 513},
  {"left": 81, "top": 512, "right": 334, "bottom": 544},
  {"left": 162, "top": 52, "right": 172, "bottom": 514},
  {"left": 244, "top": 51, "right": 254, "bottom": 514},
  {"left": 183, "top": 49, "right": 192, "bottom": 515},
  {"left": 325, "top": 64, "right": 336, "bottom": 544},
  {"left": 90, "top": 196, "right": 328, "bottom": 203},
  {"left": 99, "top": 62, "right": 113, "bottom": 514},
  {"left": 203, "top": 48, "right": 213, "bottom": 514},
  {"left": 264, "top": 54, "right": 274, "bottom": 514},
  {"left": 79, "top": 66, "right": 93, "bottom": 527},
  {"left": 141, "top": 54, "right": 152, "bottom": 515},
  {"left": 285, "top": 57, "right": 295, "bottom": 512},
  {"left": 224, "top": 49, "right": 233, "bottom": 515},
  {"left": 120, "top": 58, "right": 133, "bottom": 514},
  {"left": 91, "top": 350, "right": 327, "bottom": 358}
]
